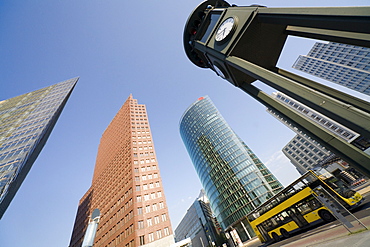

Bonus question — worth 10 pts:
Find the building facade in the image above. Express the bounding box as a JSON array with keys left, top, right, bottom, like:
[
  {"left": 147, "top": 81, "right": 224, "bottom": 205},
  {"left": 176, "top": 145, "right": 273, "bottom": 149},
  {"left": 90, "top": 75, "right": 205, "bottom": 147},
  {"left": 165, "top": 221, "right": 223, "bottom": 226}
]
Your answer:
[
  {"left": 175, "top": 190, "right": 225, "bottom": 247},
  {"left": 293, "top": 42, "right": 370, "bottom": 95},
  {"left": 179, "top": 96, "right": 283, "bottom": 244},
  {"left": 282, "top": 134, "right": 331, "bottom": 174},
  {"left": 69, "top": 95, "right": 174, "bottom": 247},
  {"left": 0, "top": 77, "right": 78, "bottom": 219}
]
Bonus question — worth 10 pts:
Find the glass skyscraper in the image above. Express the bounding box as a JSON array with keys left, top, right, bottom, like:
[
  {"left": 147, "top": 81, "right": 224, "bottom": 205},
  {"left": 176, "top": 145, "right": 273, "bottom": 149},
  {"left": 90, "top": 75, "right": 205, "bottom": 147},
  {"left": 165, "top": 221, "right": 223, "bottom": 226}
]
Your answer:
[
  {"left": 179, "top": 96, "right": 282, "bottom": 243},
  {"left": 293, "top": 42, "right": 370, "bottom": 95},
  {"left": 0, "top": 77, "right": 78, "bottom": 218}
]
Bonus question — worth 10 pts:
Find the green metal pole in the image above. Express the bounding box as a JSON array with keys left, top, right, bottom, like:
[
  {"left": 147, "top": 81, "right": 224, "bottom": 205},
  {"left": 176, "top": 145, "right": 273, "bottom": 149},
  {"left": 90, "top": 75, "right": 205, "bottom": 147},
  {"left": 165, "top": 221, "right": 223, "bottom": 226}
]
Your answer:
[
  {"left": 237, "top": 82, "right": 370, "bottom": 178},
  {"left": 226, "top": 56, "right": 370, "bottom": 140},
  {"left": 275, "top": 67, "right": 370, "bottom": 114}
]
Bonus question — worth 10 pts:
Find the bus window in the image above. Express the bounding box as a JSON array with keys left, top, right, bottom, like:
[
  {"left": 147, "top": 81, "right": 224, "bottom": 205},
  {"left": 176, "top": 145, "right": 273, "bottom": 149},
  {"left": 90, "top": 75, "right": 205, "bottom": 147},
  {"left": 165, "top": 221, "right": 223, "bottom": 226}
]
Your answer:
[{"left": 296, "top": 196, "right": 321, "bottom": 215}]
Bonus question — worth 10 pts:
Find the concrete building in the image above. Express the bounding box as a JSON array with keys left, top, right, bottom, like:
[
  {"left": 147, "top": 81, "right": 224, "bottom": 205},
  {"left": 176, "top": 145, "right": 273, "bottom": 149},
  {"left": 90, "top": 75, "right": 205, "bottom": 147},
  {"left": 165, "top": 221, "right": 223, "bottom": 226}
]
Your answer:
[
  {"left": 69, "top": 95, "right": 174, "bottom": 247},
  {"left": 282, "top": 134, "right": 331, "bottom": 174},
  {"left": 175, "top": 190, "right": 225, "bottom": 247},
  {"left": 179, "top": 96, "right": 283, "bottom": 245},
  {"left": 0, "top": 77, "right": 78, "bottom": 219},
  {"left": 268, "top": 92, "right": 369, "bottom": 185},
  {"left": 293, "top": 42, "right": 370, "bottom": 95}
]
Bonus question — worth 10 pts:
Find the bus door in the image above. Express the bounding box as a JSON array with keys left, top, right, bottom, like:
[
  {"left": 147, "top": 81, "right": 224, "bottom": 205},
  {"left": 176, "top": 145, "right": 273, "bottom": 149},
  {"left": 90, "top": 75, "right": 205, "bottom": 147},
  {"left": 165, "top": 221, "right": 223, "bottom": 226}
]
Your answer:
[
  {"left": 286, "top": 207, "right": 308, "bottom": 228},
  {"left": 256, "top": 224, "right": 271, "bottom": 242}
]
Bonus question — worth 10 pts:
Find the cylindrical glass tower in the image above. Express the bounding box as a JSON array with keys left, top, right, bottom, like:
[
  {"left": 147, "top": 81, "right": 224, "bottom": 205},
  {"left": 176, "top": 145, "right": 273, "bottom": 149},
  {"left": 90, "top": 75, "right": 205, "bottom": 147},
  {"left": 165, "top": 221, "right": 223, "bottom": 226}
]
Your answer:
[{"left": 180, "top": 96, "right": 283, "bottom": 236}]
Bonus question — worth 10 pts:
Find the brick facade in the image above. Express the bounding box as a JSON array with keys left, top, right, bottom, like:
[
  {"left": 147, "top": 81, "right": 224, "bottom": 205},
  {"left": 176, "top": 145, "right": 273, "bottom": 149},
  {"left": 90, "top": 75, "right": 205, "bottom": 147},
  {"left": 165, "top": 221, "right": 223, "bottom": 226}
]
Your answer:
[{"left": 69, "top": 95, "right": 173, "bottom": 247}]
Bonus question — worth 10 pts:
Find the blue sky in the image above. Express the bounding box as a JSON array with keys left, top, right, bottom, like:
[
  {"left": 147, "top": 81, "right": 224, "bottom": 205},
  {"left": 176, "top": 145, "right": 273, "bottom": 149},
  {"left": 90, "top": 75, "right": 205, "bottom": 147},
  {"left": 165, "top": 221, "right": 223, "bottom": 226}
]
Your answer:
[{"left": 1, "top": 0, "right": 369, "bottom": 246}]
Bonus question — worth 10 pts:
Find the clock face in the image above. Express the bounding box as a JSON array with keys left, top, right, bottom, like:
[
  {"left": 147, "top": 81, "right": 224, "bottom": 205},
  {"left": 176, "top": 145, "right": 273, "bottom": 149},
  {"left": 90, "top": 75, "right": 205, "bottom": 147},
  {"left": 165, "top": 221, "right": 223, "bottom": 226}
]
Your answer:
[{"left": 215, "top": 17, "right": 236, "bottom": 42}]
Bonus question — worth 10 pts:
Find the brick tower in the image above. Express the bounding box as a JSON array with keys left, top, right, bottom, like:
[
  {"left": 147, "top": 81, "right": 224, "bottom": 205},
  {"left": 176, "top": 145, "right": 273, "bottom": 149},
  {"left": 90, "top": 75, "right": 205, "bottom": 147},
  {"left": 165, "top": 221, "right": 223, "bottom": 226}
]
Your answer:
[{"left": 69, "top": 95, "right": 174, "bottom": 247}]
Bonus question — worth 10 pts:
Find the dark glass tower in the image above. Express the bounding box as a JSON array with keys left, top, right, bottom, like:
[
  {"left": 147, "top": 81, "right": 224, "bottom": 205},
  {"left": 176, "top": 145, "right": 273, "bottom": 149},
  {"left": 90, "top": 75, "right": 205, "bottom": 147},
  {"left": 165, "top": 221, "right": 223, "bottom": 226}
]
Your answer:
[
  {"left": 0, "top": 77, "right": 78, "bottom": 218},
  {"left": 179, "top": 96, "right": 283, "bottom": 242}
]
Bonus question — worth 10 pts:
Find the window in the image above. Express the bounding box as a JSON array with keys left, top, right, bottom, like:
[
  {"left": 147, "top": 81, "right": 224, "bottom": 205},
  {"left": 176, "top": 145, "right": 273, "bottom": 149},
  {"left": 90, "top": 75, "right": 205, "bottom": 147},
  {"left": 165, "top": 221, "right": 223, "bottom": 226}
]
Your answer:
[
  {"left": 146, "top": 205, "right": 151, "bottom": 213},
  {"left": 138, "top": 207, "right": 143, "bottom": 215},
  {"left": 162, "top": 214, "right": 167, "bottom": 221},
  {"left": 159, "top": 202, "right": 164, "bottom": 209},
  {"left": 154, "top": 216, "right": 160, "bottom": 224},
  {"left": 138, "top": 221, "right": 144, "bottom": 229},
  {"left": 164, "top": 228, "right": 170, "bottom": 236},
  {"left": 147, "top": 218, "right": 153, "bottom": 226},
  {"left": 148, "top": 233, "right": 154, "bottom": 242},
  {"left": 139, "top": 235, "right": 145, "bottom": 245},
  {"left": 156, "top": 230, "right": 162, "bottom": 239},
  {"left": 152, "top": 204, "right": 158, "bottom": 211}
]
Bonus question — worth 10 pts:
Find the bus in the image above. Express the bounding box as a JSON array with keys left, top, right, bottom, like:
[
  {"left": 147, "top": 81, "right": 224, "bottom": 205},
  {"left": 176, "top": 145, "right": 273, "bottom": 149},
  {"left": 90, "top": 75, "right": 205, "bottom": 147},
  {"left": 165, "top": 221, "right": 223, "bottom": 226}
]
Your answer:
[{"left": 246, "top": 170, "right": 363, "bottom": 243}]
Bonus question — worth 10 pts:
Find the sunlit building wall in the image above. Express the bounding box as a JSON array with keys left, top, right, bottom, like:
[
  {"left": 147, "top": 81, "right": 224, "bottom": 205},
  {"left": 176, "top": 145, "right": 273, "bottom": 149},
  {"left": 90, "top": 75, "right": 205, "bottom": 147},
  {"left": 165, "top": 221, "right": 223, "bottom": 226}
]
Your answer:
[
  {"left": 282, "top": 134, "right": 332, "bottom": 174},
  {"left": 0, "top": 77, "right": 78, "bottom": 219},
  {"left": 179, "top": 96, "right": 283, "bottom": 243},
  {"left": 268, "top": 92, "right": 369, "bottom": 181},
  {"left": 69, "top": 95, "right": 174, "bottom": 247},
  {"left": 175, "top": 190, "right": 225, "bottom": 247},
  {"left": 293, "top": 42, "right": 370, "bottom": 95}
]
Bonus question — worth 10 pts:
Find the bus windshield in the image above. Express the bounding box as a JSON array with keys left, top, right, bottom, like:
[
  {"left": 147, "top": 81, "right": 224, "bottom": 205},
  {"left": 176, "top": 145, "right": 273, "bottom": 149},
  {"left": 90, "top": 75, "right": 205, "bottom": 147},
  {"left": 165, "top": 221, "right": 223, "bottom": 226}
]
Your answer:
[{"left": 316, "top": 171, "right": 355, "bottom": 198}]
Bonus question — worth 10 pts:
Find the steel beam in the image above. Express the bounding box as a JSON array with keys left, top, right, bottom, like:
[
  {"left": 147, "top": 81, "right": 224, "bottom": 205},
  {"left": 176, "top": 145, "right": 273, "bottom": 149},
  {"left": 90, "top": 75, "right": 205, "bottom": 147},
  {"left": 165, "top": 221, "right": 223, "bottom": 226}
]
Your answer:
[
  {"left": 226, "top": 56, "right": 370, "bottom": 140},
  {"left": 275, "top": 67, "right": 370, "bottom": 114},
  {"left": 237, "top": 82, "right": 370, "bottom": 178}
]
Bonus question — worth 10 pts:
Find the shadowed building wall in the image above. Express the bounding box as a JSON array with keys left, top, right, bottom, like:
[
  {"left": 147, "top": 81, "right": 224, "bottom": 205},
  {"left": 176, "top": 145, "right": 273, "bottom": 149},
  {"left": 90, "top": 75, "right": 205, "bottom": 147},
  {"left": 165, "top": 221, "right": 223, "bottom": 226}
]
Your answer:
[{"left": 0, "top": 77, "right": 78, "bottom": 219}]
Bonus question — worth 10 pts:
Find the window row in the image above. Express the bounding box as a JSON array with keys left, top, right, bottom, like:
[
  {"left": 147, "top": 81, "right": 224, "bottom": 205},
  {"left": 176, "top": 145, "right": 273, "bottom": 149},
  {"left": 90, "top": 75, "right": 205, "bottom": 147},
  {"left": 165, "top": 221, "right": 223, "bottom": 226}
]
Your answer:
[
  {"left": 138, "top": 227, "right": 171, "bottom": 245},
  {"left": 133, "top": 146, "right": 153, "bottom": 151},
  {"left": 132, "top": 140, "right": 152, "bottom": 145},
  {"left": 141, "top": 182, "right": 161, "bottom": 190},
  {"left": 136, "top": 191, "right": 162, "bottom": 203},
  {"left": 137, "top": 214, "right": 168, "bottom": 228}
]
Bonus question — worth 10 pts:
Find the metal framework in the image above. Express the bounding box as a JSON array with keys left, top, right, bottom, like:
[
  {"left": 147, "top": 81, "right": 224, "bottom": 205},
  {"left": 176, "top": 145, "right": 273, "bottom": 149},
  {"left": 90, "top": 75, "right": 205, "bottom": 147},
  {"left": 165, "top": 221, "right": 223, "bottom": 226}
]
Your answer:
[{"left": 183, "top": 0, "right": 370, "bottom": 177}]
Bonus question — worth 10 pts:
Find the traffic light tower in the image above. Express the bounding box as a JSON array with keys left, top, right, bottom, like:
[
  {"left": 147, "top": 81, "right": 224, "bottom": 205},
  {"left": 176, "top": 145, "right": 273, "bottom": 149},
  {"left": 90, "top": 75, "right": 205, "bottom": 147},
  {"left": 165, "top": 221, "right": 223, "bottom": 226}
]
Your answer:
[{"left": 183, "top": 0, "right": 370, "bottom": 178}]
